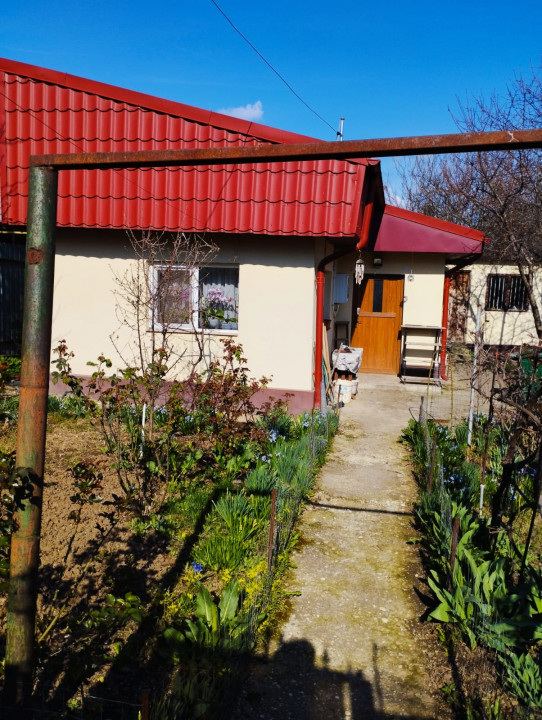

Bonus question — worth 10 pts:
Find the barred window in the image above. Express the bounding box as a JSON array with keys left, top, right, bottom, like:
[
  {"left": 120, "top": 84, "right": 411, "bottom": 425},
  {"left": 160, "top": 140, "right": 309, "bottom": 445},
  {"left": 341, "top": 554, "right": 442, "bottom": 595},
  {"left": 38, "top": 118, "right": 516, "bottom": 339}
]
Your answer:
[{"left": 485, "top": 274, "right": 528, "bottom": 312}]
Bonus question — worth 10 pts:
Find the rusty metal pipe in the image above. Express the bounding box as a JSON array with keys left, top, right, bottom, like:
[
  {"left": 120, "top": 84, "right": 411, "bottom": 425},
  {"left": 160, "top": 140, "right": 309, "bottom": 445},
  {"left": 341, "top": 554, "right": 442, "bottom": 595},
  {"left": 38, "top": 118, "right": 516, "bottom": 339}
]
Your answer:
[
  {"left": 5, "top": 166, "right": 58, "bottom": 705},
  {"left": 28, "top": 128, "right": 542, "bottom": 170},
  {"left": 9, "top": 124, "right": 542, "bottom": 701}
]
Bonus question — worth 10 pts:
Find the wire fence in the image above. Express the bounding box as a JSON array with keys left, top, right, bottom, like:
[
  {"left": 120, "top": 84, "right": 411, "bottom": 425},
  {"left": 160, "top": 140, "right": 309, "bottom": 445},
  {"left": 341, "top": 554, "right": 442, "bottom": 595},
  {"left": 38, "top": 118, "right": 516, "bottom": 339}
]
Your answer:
[
  {"left": 413, "top": 384, "right": 542, "bottom": 717},
  {"left": 415, "top": 353, "right": 492, "bottom": 429},
  {"left": 0, "top": 691, "right": 145, "bottom": 720}
]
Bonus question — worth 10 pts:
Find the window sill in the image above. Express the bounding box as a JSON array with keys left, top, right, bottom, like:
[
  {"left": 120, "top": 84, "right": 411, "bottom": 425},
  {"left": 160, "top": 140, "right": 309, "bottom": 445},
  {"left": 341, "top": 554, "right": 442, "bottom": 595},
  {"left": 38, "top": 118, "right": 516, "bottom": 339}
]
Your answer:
[
  {"left": 485, "top": 308, "right": 528, "bottom": 313},
  {"left": 202, "top": 328, "right": 239, "bottom": 335},
  {"left": 151, "top": 327, "right": 239, "bottom": 335}
]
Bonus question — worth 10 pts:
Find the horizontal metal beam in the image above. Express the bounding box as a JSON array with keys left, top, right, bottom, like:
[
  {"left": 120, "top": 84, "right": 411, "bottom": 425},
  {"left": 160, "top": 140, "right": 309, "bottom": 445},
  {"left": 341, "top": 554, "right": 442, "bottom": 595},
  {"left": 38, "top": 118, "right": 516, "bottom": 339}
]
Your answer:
[{"left": 29, "top": 128, "right": 542, "bottom": 170}]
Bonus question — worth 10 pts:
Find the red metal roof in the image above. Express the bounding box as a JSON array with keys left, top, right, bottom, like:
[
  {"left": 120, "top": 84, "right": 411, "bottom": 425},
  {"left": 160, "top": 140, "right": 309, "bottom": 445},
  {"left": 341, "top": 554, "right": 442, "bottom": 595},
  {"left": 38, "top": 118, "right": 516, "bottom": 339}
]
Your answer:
[
  {"left": 0, "top": 58, "right": 375, "bottom": 237},
  {"left": 374, "top": 205, "right": 488, "bottom": 255}
]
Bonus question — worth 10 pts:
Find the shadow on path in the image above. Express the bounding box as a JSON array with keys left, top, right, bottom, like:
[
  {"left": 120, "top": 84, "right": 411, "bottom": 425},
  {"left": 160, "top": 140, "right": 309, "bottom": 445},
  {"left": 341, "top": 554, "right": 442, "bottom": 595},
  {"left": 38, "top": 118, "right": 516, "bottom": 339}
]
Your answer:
[
  {"left": 231, "top": 637, "right": 436, "bottom": 720},
  {"left": 308, "top": 500, "right": 414, "bottom": 517}
]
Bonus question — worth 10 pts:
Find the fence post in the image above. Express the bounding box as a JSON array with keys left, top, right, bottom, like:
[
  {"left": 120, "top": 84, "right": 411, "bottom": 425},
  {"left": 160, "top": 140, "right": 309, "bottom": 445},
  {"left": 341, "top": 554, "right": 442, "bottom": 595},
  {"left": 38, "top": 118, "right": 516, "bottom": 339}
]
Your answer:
[
  {"left": 418, "top": 396, "right": 425, "bottom": 424},
  {"left": 140, "top": 690, "right": 150, "bottom": 720},
  {"left": 448, "top": 516, "right": 461, "bottom": 590},
  {"left": 467, "top": 303, "right": 482, "bottom": 454},
  {"left": 267, "top": 489, "right": 277, "bottom": 571},
  {"left": 427, "top": 435, "right": 437, "bottom": 494}
]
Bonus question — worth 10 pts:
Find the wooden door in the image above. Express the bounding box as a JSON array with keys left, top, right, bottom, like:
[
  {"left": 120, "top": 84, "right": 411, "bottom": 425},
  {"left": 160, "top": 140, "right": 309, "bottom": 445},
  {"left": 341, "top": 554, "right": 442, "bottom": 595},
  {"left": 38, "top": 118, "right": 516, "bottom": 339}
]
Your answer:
[{"left": 350, "top": 275, "right": 404, "bottom": 374}]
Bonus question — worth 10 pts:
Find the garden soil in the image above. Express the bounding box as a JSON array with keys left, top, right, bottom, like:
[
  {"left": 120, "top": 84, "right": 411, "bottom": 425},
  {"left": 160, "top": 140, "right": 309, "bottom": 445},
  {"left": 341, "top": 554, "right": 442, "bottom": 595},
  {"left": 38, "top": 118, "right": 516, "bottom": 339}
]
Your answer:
[{"left": 233, "top": 374, "right": 463, "bottom": 720}]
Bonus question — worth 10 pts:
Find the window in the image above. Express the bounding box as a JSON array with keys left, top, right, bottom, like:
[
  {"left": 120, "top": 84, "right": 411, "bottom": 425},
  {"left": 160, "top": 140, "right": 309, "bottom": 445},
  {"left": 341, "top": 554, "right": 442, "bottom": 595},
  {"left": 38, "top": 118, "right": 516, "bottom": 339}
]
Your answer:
[
  {"left": 485, "top": 274, "right": 528, "bottom": 311},
  {"left": 154, "top": 265, "right": 239, "bottom": 330}
]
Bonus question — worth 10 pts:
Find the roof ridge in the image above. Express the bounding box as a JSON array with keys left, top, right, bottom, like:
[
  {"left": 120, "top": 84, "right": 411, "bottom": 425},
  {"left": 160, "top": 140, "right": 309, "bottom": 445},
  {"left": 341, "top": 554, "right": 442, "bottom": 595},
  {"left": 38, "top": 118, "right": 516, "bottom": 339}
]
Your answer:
[{"left": 0, "top": 57, "right": 320, "bottom": 146}]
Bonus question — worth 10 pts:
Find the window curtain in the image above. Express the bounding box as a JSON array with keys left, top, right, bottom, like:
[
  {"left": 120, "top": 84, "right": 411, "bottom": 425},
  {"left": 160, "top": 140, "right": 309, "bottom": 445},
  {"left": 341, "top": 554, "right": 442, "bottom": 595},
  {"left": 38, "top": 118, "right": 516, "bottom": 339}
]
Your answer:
[{"left": 199, "top": 267, "right": 239, "bottom": 319}]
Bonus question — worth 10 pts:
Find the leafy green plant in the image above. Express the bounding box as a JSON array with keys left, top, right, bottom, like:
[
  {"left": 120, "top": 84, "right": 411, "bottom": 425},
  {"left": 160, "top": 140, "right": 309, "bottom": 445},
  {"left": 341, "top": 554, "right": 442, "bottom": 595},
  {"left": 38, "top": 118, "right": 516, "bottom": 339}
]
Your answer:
[
  {"left": 81, "top": 592, "right": 142, "bottom": 630},
  {"left": 428, "top": 569, "right": 478, "bottom": 649},
  {"left": 192, "top": 535, "right": 246, "bottom": 571},
  {"left": 403, "top": 413, "right": 542, "bottom": 711},
  {"left": 53, "top": 339, "right": 280, "bottom": 517},
  {"left": 160, "top": 582, "right": 254, "bottom": 717},
  {"left": 164, "top": 581, "right": 251, "bottom": 654},
  {"left": 503, "top": 652, "right": 542, "bottom": 709},
  {"left": 68, "top": 462, "right": 104, "bottom": 523},
  {"left": 0, "top": 356, "right": 21, "bottom": 388},
  {"left": 245, "top": 464, "right": 277, "bottom": 494},
  {"left": 257, "top": 405, "right": 294, "bottom": 439},
  {"left": 213, "top": 492, "right": 260, "bottom": 543},
  {"left": 0, "top": 393, "right": 19, "bottom": 422},
  {"left": 0, "top": 448, "right": 16, "bottom": 590}
]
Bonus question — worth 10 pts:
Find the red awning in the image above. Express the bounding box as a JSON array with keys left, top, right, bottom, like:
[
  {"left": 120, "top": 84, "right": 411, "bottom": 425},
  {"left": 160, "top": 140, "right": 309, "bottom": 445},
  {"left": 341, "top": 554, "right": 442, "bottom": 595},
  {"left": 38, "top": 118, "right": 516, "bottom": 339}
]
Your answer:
[{"left": 374, "top": 205, "right": 488, "bottom": 255}]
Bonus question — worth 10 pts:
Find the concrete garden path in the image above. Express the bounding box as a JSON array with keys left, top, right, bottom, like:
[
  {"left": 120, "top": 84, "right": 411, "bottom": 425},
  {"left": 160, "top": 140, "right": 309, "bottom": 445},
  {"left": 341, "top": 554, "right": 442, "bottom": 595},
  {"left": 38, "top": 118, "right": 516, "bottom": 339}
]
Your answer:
[{"left": 233, "top": 375, "right": 452, "bottom": 720}]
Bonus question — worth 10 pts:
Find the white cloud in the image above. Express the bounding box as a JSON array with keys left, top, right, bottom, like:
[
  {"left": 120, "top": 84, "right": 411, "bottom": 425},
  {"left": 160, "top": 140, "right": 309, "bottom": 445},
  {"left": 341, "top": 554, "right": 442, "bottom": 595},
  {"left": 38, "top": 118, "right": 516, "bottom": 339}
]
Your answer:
[
  {"left": 218, "top": 100, "right": 263, "bottom": 122},
  {"left": 384, "top": 188, "right": 407, "bottom": 208}
]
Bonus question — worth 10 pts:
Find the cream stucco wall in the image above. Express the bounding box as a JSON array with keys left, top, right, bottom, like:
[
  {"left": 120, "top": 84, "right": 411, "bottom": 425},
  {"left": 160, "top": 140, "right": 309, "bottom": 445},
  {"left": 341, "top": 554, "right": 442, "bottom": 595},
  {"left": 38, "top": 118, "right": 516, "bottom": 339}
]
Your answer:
[
  {"left": 52, "top": 230, "right": 316, "bottom": 393},
  {"left": 330, "top": 251, "right": 445, "bottom": 342},
  {"left": 461, "top": 263, "right": 542, "bottom": 346}
]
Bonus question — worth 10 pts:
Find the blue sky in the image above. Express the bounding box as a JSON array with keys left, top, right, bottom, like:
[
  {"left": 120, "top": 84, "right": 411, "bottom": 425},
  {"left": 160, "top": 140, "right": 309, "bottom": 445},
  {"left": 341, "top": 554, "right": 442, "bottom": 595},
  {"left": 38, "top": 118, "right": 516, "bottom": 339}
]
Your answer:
[{"left": 3, "top": 0, "right": 542, "bottom": 195}]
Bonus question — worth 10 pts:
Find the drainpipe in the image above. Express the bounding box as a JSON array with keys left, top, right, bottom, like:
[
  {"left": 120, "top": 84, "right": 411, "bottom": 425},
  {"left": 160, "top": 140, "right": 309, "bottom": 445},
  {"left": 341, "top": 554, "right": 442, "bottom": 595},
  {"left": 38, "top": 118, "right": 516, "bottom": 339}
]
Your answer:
[
  {"left": 440, "top": 275, "right": 451, "bottom": 380},
  {"left": 440, "top": 254, "right": 480, "bottom": 381},
  {"left": 314, "top": 193, "right": 375, "bottom": 408}
]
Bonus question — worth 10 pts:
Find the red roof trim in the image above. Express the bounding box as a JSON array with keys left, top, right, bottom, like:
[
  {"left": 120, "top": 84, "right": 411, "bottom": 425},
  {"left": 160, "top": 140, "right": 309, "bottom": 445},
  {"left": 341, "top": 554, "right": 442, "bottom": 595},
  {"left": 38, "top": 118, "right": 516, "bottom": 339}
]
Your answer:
[
  {"left": 384, "top": 204, "right": 489, "bottom": 243},
  {"left": 0, "top": 57, "right": 321, "bottom": 146}
]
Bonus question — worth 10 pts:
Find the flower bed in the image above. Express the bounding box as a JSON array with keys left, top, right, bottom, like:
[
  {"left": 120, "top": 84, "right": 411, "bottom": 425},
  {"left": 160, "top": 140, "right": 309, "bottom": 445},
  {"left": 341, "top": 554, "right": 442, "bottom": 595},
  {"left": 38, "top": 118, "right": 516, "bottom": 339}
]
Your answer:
[{"left": 402, "top": 415, "right": 542, "bottom": 717}]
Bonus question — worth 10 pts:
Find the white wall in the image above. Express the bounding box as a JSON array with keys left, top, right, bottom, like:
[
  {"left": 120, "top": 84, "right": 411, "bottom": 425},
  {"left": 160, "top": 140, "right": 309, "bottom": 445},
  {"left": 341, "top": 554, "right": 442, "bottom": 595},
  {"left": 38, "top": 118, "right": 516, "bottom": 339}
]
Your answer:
[{"left": 52, "top": 229, "right": 316, "bottom": 392}]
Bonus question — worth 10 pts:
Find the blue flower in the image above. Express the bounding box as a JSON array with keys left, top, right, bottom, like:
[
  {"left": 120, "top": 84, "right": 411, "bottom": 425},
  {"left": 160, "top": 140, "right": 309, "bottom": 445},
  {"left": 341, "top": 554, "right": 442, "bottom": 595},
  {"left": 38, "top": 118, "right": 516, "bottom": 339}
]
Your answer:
[{"left": 191, "top": 562, "right": 203, "bottom": 573}]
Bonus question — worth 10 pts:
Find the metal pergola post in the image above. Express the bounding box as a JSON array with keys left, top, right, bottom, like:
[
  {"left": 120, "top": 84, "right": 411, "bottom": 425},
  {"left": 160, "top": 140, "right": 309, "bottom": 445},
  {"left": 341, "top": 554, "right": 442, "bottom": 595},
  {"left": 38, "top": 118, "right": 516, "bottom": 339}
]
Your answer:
[
  {"left": 5, "top": 166, "right": 58, "bottom": 704},
  {"left": 5, "top": 128, "right": 542, "bottom": 704}
]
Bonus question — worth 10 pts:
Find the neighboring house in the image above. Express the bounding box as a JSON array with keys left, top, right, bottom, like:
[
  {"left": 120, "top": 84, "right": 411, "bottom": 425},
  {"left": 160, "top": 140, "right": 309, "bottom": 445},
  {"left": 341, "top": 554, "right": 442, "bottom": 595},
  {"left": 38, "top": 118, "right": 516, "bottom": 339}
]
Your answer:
[
  {"left": 447, "top": 261, "right": 542, "bottom": 350},
  {"left": 0, "top": 58, "right": 486, "bottom": 409}
]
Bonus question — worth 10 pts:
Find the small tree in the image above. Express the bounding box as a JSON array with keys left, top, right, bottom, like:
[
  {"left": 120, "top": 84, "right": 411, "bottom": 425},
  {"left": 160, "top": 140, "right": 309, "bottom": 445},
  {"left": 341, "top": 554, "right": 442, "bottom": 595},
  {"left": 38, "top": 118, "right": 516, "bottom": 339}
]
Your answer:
[
  {"left": 398, "top": 67, "right": 542, "bottom": 338},
  {"left": 111, "top": 229, "right": 218, "bottom": 374}
]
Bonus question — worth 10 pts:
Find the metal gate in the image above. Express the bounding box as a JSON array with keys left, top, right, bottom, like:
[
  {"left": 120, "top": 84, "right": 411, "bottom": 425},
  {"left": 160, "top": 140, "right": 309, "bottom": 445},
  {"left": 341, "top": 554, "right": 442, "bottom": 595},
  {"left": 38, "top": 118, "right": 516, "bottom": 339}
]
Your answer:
[{"left": 0, "top": 232, "right": 25, "bottom": 356}]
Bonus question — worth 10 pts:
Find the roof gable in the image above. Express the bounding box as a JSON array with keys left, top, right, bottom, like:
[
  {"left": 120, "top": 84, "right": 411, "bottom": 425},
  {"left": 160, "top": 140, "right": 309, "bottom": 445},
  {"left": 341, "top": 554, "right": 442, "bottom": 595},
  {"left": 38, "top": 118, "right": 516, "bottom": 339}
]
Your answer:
[
  {"left": 374, "top": 205, "right": 488, "bottom": 255},
  {"left": 0, "top": 58, "right": 371, "bottom": 237}
]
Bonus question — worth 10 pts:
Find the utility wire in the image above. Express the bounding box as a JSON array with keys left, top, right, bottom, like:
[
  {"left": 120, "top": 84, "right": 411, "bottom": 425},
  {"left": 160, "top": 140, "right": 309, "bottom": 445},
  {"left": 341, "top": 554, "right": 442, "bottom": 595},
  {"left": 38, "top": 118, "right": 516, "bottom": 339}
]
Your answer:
[{"left": 210, "top": 0, "right": 337, "bottom": 136}]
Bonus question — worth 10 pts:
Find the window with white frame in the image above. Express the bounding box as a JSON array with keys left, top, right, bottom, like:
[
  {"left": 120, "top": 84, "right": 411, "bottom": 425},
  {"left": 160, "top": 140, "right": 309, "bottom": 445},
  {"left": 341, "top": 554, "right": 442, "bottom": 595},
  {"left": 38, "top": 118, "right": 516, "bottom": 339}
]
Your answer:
[
  {"left": 485, "top": 274, "right": 528, "bottom": 312},
  {"left": 153, "top": 265, "right": 239, "bottom": 330}
]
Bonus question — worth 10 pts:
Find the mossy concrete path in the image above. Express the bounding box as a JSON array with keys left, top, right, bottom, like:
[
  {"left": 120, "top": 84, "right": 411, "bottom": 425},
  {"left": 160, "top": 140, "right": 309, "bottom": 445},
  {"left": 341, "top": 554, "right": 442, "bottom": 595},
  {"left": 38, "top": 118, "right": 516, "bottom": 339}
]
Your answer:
[{"left": 233, "top": 375, "right": 452, "bottom": 720}]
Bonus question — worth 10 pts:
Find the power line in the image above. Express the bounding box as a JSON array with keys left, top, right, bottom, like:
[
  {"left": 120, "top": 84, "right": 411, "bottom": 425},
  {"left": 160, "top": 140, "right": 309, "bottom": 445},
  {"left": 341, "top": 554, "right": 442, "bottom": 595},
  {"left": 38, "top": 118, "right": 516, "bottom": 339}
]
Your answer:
[{"left": 210, "top": 0, "right": 337, "bottom": 136}]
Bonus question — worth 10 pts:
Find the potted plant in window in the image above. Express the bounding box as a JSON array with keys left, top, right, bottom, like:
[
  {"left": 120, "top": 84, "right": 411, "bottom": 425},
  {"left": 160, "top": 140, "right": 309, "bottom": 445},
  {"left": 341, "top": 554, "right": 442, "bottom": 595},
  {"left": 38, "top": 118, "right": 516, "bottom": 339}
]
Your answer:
[
  {"left": 221, "top": 298, "right": 238, "bottom": 330},
  {"left": 201, "top": 288, "right": 228, "bottom": 329}
]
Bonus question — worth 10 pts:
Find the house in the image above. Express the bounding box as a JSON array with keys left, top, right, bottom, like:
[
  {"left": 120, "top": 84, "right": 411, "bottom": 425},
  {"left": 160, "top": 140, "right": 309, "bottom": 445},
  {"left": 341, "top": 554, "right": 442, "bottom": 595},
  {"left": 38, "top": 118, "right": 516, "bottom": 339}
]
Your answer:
[
  {"left": 447, "top": 261, "right": 542, "bottom": 351},
  {"left": 0, "top": 58, "right": 487, "bottom": 410}
]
